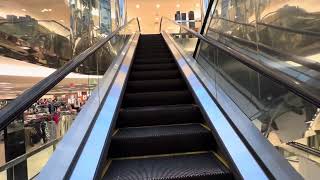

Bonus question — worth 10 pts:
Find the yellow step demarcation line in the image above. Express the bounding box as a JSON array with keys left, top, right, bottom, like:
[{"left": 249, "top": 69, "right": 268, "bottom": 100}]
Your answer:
[
  {"left": 116, "top": 122, "right": 204, "bottom": 130},
  {"left": 104, "top": 151, "right": 231, "bottom": 176},
  {"left": 110, "top": 151, "right": 211, "bottom": 161},
  {"left": 200, "top": 123, "right": 212, "bottom": 131},
  {"left": 101, "top": 160, "right": 112, "bottom": 178},
  {"left": 212, "top": 151, "right": 230, "bottom": 169}
]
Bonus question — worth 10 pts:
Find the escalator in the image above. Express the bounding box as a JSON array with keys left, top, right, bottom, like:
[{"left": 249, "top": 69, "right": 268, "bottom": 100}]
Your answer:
[
  {"left": 0, "top": 17, "right": 303, "bottom": 180},
  {"left": 103, "top": 34, "right": 232, "bottom": 179}
]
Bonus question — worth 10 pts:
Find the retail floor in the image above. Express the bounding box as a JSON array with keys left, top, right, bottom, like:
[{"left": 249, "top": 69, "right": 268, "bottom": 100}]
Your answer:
[{"left": 0, "top": 144, "right": 53, "bottom": 179}]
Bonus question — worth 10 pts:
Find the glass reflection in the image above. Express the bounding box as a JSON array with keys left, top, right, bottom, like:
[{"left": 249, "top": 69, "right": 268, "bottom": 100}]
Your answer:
[
  {"left": 206, "top": 0, "right": 320, "bottom": 100},
  {"left": 200, "top": 0, "right": 320, "bottom": 178}
]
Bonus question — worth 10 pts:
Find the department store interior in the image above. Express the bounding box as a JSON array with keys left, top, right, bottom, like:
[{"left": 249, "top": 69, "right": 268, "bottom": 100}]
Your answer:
[{"left": 0, "top": 0, "right": 319, "bottom": 180}]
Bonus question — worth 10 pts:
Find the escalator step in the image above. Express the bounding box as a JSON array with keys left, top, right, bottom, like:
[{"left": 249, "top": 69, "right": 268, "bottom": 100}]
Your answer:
[
  {"left": 129, "top": 70, "right": 181, "bottom": 80},
  {"left": 132, "top": 63, "right": 177, "bottom": 71},
  {"left": 126, "top": 79, "right": 186, "bottom": 93},
  {"left": 109, "top": 124, "right": 215, "bottom": 157},
  {"left": 137, "top": 44, "right": 168, "bottom": 47},
  {"left": 104, "top": 153, "right": 232, "bottom": 180},
  {"left": 136, "top": 46, "right": 170, "bottom": 53},
  {"left": 134, "top": 58, "right": 174, "bottom": 64},
  {"left": 117, "top": 104, "right": 202, "bottom": 127},
  {"left": 135, "top": 53, "right": 172, "bottom": 58},
  {"left": 122, "top": 90, "right": 193, "bottom": 107}
]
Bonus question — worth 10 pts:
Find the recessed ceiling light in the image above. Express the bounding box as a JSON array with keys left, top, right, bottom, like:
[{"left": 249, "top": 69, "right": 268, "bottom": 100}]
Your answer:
[
  {"left": 59, "top": 19, "right": 64, "bottom": 22},
  {"left": 156, "top": 4, "right": 160, "bottom": 8},
  {"left": 0, "top": 82, "right": 11, "bottom": 85},
  {"left": 155, "top": 17, "right": 159, "bottom": 21},
  {"left": 136, "top": 4, "right": 140, "bottom": 8},
  {"left": 176, "top": 4, "right": 180, "bottom": 8},
  {"left": 21, "top": 9, "right": 27, "bottom": 12},
  {"left": 196, "top": 3, "right": 200, "bottom": 7},
  {"left": 2, "top": 87, "right": 14, "bottom": 89},
  {"left": 48, "top": 9, "right": 52, "bottom": 12}
]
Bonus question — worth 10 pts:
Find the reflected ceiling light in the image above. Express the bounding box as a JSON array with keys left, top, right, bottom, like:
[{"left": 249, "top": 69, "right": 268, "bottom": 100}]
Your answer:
[
  {"left": 41, "top": 9, "right": 48, "bottom": 12},
  {"left": 136, "top": 4, "right": 140, "bottom": 8},
  {"left": 176, "top": 4, "right": 180, "bottom": 8},
  {"left": 21, "top": 9, "right": 27, "bottom": 12},
  {"left": 285, "top": 61, "right": 302, "bottom": 67},
  {"left": 2, "top": 87, "right": 14, "bottom": 89},
  {"left": 41, "top": 8, "right": 52, "bottom": 13},
  {"left": 156, "top": 4, "right": 160, "bottom": 8},
  {"left": 59, "top": 19, "right": 64, "bottom": 22}
]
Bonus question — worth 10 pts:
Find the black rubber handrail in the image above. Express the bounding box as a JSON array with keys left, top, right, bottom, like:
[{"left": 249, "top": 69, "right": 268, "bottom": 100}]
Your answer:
[
  {"left": 0, "top": 18, "right": 140, "bottom": 131},
  {"left": 207, "top": 27, "right": 320, "bottom": 72},
  {"left": 160, "top": 16, "right": 320, "bottom": 107},
  {"left": 210, "top": 17, "right": 320, "bottom": 37},
  {"left": 193, "top": 0, "right": 215, "bottom": 58},
  {"left": 287, "top": 142, "right": 320, "bottom": 157}
]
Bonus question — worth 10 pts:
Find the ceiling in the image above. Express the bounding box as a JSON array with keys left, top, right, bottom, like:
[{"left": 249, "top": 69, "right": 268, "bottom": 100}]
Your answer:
[
  {"left": 127, "top": 0, "right": 202, "bottom": 34},
  {"left": 0, "top": 0, "right": 70, "bottom": 26}
]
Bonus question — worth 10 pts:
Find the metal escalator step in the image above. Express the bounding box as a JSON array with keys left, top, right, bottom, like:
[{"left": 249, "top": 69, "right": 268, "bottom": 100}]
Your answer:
[
  {"left": 122, "top": 90, "right": 193, "bottom": 107},
  {"left": 126, "top": 79, "right": 186, "bottom": 93},
  {"left": 134, "top": 58, "right": 174, "bottom": 64},
  {"left": 135, "top": 48, "right": 169, "bottom": 51},
  {"left": 109, "top": 124, "right": 215, "bottom": 157},
  {"left": 137, "top": 42, "right": 167, "bottom": 46},
  {"left": 129, "top": 70, "right": 181, "bottom": 80},
  {"left": 117, "top": 104, "right": 202, "bottom": 127},
  {"left": 132, "top": 63, "right": 177, "bottom": 71},
  {"left": 135, "top": 54, "right": 172, "bottom": 58},
  {"left": 104, "top": 152, "right": 232, "bottom": 180}
]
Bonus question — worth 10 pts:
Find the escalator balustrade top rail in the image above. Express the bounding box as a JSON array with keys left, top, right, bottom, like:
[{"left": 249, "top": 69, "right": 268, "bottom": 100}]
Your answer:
[
  {"left": 287, "top": 142, "right": 320, "bottom": 157},
  {"left": 0, "top": 18, "right": 140, "bottom": 131},
  {"left": 160, "top": 16, "right": 320, "bottom": 107}
]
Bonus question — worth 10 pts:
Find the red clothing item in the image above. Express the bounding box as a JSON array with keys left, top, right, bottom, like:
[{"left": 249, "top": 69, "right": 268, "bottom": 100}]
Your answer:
[{"left": 53, "top": 112, "right": 60, "bottom": 124}]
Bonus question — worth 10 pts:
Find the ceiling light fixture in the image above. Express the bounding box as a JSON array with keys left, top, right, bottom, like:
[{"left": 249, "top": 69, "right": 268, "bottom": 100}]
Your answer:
[
  {"left": 21, "top": 9, "right": 27, "bottom": 12},
  {"left": 136, "top": 4, "right": 140, "bottom": 8},
  {"left": 41, "top": 8, "right": 52, "bottom": 13},
  {"left": 196, "top": 3, "right": 200, "bottom": 7},
  {"left": 156, "top": 4, "right": 160, "bottom": 8},
  {"left": 176, "top": 4, "right": 180, "bottom": 8}
]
